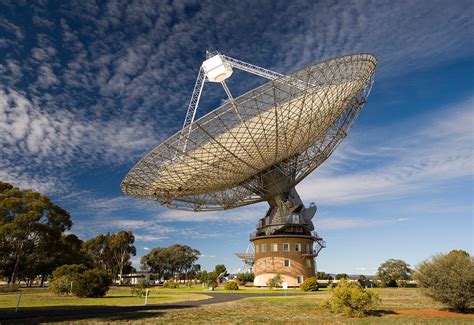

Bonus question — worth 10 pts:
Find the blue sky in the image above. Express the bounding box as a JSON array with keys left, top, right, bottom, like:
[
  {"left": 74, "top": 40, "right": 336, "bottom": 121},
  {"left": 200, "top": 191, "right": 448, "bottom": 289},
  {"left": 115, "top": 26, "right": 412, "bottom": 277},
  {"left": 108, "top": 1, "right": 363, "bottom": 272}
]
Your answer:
[{"left": 1, "top": 0, "right": 473, "bottom": 274}]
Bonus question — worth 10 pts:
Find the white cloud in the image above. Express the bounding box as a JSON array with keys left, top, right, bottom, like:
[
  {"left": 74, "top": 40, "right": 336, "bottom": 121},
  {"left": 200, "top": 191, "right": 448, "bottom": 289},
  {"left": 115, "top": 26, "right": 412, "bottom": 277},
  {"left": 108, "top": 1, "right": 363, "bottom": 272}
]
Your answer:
[
  {"left": 134, "top": 234, "right": 168, "bottom": 242},
  {"left": 199, "top": 254, "right": 216, "bottom": 258},
  {"left": 298, "top": 98, "right": 474, "bottom": 205},
  {"left": 0, "top": 88, "right": 159, "bottom": 192}
]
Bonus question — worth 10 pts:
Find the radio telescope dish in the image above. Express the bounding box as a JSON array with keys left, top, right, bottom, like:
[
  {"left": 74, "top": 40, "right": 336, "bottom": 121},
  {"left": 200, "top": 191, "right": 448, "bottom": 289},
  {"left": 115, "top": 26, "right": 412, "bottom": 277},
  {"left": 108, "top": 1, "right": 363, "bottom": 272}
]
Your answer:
[
  {"left": 121, "top": 51, "right": 376, "bottom": 287},
  {"left": 121, "top": 52, "right": 376, "bottom": 212}
]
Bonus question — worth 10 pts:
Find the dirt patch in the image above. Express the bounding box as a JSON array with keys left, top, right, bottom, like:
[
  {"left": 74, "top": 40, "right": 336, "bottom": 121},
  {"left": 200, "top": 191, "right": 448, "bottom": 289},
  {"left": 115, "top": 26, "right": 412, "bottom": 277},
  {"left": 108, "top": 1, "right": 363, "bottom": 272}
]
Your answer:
[{"left": 395, "top": 309, "right": 474, "bottom": 319}]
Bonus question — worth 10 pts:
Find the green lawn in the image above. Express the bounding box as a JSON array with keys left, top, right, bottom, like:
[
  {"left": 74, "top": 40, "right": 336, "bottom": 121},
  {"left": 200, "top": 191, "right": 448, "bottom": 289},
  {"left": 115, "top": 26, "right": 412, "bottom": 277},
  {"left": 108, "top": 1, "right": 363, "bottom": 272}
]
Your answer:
[
  {"left": 1, "top": 286, "right": 473, "bottom": 324},
  {"left": 0, "top": 286, "right": 209, "bottom": 310},
  {"left": 65, "top": 288, "right": 474, "bottom": 324}
]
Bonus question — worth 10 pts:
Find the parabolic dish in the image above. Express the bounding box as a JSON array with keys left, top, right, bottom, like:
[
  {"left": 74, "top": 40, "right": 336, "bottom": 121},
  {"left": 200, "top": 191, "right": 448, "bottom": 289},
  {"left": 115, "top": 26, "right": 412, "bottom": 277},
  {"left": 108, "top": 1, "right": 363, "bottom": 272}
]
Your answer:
[{"left": 121, "top": 54, "right": 377, "bottom": 211}]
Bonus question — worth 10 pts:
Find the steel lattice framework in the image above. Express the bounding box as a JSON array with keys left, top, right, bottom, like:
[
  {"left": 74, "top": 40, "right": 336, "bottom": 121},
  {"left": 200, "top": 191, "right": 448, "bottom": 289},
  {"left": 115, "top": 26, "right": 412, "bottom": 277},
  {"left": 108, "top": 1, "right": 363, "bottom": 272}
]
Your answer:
[{"left": 121, "top": 53, "right": 377, "bottom": 211}]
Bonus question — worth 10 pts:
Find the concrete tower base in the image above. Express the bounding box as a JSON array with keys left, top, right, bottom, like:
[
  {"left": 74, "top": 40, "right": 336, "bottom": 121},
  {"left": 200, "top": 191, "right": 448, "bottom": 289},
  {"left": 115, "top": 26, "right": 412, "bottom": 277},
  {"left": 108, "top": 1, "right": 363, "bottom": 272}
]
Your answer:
[{"left": 251, "top": 235, "right": 317, "bottom": 287}]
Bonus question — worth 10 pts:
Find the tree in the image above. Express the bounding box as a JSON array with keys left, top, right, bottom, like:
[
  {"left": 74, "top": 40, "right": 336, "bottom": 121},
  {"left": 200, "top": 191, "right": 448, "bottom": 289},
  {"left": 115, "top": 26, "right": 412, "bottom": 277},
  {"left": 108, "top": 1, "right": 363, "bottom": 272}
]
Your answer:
[
  {"left": 21, "top": 233, "right": 86, "bottom": 286},
  {"left": 414, "top": 250, "right": 474, "bottom": 312},
  {"left": 109, "top": 230, "right": 136, "bottom": 283},
  {"left": 141, "top": 244, "right": 201, "bottom": 280},
  {"left": 0, "top": 182, "right": 72, "bottom": 284},
  {"left": 83, "top": 231, "right": 136, "bottom": 281},
  {"left": 266, "top": 273, "right": 282, "bottom": 289},
  {"left": 214, "top": 264, "right": 229, "bottom": 284},
  {"left": 377, "top": 259, "right": 412, "bottom": 287},
  {"left": 335, "top": 273, "right": 348, "bottom": 280},
  {"left": 316, "top": 271, "right": 332, "bottom": 280},
  {"left": 236, "top": 272, "right": 254, "bottom": 284}
]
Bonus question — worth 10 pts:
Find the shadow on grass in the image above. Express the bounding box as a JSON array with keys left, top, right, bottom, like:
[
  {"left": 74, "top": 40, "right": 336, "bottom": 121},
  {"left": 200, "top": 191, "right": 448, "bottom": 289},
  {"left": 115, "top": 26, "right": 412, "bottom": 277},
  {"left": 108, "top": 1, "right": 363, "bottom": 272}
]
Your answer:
[
  {"left": 366, "top": 309, "right": 398, "bottom": 317},
  {"left": 44, "top": 310, "right": 167, "bottom": 323},
  {"left": 0, "top": 304, "right": 194, "bottom": 323}
]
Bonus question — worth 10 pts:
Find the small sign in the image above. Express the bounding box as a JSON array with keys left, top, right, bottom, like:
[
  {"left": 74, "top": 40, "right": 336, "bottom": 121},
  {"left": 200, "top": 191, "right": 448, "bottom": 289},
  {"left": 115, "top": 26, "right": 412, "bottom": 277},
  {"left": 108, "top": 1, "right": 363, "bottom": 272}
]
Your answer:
[{"left": 282, "top": 282, "right": 288, "bottom": 290}]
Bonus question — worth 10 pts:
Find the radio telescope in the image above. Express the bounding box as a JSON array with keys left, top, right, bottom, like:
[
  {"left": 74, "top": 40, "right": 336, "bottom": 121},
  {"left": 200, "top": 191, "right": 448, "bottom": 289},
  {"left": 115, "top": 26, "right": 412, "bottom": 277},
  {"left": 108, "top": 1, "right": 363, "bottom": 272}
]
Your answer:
[{"left": 121, "top": 51, "right": 377, "bottom": 286}]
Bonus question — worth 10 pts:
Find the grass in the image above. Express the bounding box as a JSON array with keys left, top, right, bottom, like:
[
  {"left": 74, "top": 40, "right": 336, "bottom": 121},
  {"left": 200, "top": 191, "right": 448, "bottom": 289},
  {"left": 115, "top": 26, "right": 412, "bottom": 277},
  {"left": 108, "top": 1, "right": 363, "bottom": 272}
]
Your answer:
[
  {"left": 113, "top": 289, "right": 472, "bottom": 324},
  {"left": 0, "top": 286, "right": 209, "bottom": 310},
  {"left": 1, "top": 286, "right": 473, "bottom": 324}
]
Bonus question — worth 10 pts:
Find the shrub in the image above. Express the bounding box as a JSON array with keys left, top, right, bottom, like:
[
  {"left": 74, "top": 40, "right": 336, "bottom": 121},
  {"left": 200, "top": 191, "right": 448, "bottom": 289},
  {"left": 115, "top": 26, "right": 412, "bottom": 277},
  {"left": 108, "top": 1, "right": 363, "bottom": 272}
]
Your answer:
[
  {"left": 236, "top": 273, "right": 255, "bottom": 284},
  {"left": 322, "top": 279, "right": 380, "bottom": 317},
  {"left": 414, "top": 250, "right": 474, "bottom": 312},
  {"left": 224, "top": 281, "right": 239, "bottom": 290},
  {"left": 131, "top": 281, "right": 152, "bottom": 297},
  {"left": 300, "top": 277, "right": 318, "bottom": 291},
  {"left": 52, "top": 264, "right": 88, "bottom": 278},
  {"left": 49, "top": 276, "right": 74, "bottom": 296},
  {"left": 266, "top": 273, "right": 282, "bottom": 290},
  {"left": 163, "top": 281, "right": 180, "bottom": 288},
  {"left": 72, "top": 268, "right": 112, "bottom": 298},
  {"left": 50, "top": 264, "right": 88, "bottom": 296}
]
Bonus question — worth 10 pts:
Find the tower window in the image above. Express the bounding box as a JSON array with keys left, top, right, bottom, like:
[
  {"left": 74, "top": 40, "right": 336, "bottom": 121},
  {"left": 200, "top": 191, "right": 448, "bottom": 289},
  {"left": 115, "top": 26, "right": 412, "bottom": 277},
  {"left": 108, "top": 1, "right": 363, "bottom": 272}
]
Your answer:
[
  {"left": 284, "top": 259, "right": 291, "bottom": 267},
  {"left": 306, "top": 259, "right": 312, "bottom": 268},
  {"left": 261, "top": 244, "right": 267, "bottom": 253},
  {"left": 283, "top": 243, "right": 289, "bottom": 252},
  {"left": 271, "top": 243, "right": 278, "bottom": 252},
  {"left": 255, "top": 244, "right": 259, "bottom": 253},
  {"left": 295, "top": 243, "right": 301, "bottom": 252},
  {"left": 297, "top": 275, "right": 304, "bottom": 284}
]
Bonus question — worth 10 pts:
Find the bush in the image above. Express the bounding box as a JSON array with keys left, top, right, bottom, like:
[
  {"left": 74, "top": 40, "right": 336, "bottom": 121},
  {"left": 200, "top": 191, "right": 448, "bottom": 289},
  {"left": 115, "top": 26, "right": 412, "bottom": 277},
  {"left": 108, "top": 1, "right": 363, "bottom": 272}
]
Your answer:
[
  {"left": 163, "top": 281, "right": 180, "bottom": 288},
  {"left": 414, "top": 250, "right": 474, "bottom": 312},
  {"left": 131, "top": 281, "right": 152, "bottom": 297},
  {"left": 72, "top": 268, "right": 112, "bottom": 298},
  {"left": 322, "top": 279, "right": 380, "bottom": 317},
  {"left": 52, "top": 264, "right": 88, "bottom": 278},
  {"left": 50, "top": 264, "right": 88, "bottom": 296},
  {"left": 224, "top": 281, "right": 239, "bottom": 290},
  {"left": 266, "top": 273, "right": 282, "bottom": 290},
  {"left": 236, "top": 273, "right": 255, "bottom": 284},
  {"left": 300, "top": 277, "right": 318, "bottom": 291},
  {"left": 49, "top": 276, "right": 74, "bottom": 296}
]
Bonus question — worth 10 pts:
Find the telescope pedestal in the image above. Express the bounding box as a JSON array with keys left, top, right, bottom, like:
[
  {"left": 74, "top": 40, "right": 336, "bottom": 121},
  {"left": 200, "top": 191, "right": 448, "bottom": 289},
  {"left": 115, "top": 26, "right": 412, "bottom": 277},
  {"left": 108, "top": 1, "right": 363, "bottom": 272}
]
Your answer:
[
  {"left": 251, "top": 234, "right": 318, "bottom": 287},
  {"left": 250, "top": 188, "right": 325, "bottom": 287}
]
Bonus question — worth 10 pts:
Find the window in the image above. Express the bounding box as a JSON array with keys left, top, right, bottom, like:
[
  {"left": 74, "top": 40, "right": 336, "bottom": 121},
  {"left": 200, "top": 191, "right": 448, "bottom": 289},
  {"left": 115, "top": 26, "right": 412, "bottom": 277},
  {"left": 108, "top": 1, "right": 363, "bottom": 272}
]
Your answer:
[
  {"left": 283, "top": 243, "right": 289, "bottom": 252},
  {"left": 284, "top": 259, "right": 291, "bottom": 267},
  {"left": 261, "top": 244, "right": 267, "bottom": 253},
  {"left": 306, "top": 259, "right": 312, "bottom": 268},
  {"left": 305, "top": 244, "right": 310, "bottom": 253},
  {"left": 261, "top": 260, "right": 266, "bottom": 267},
  {"left": 297, "top": 275, "right": 304, "bottom": 284},
  {"left": 271, "top": 243, "right": 278, "bottom": 252},
  {"left": 255, "top": 244, "right": 259, "bottom": 253},
  {"left": 295, "top": 243, "right": 301, "bottom": 252}
]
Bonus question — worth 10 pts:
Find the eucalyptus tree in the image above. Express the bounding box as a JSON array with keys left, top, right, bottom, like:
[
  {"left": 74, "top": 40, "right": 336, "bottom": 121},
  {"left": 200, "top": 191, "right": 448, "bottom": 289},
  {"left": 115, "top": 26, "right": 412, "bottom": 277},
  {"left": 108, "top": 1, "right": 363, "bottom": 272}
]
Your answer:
[{"left": 0, "top": 181, "right": 72, "bottom": 284}]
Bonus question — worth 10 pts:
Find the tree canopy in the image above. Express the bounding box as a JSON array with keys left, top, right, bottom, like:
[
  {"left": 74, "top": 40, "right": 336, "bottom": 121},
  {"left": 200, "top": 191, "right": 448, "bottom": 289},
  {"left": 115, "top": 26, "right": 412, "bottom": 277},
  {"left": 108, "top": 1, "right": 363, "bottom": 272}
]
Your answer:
[
  {"left": 83, "top": 230, "right": 136, "bottom": 281},
  {"left": 0, "top": 181, "right": 72, "bottom": 284},
  {"left": 377, "top": 259, "right": 412, "bottom": 287},
  {"left": 141, "top": 244, "right": 200, "bottom": 280}
]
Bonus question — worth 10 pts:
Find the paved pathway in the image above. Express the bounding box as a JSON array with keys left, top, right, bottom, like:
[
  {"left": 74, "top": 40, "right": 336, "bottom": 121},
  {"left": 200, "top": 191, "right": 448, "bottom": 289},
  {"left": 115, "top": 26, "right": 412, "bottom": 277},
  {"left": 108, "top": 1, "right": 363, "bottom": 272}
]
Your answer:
[{"left": 0, "top": 292, "right": 304, "bottom": 323}]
